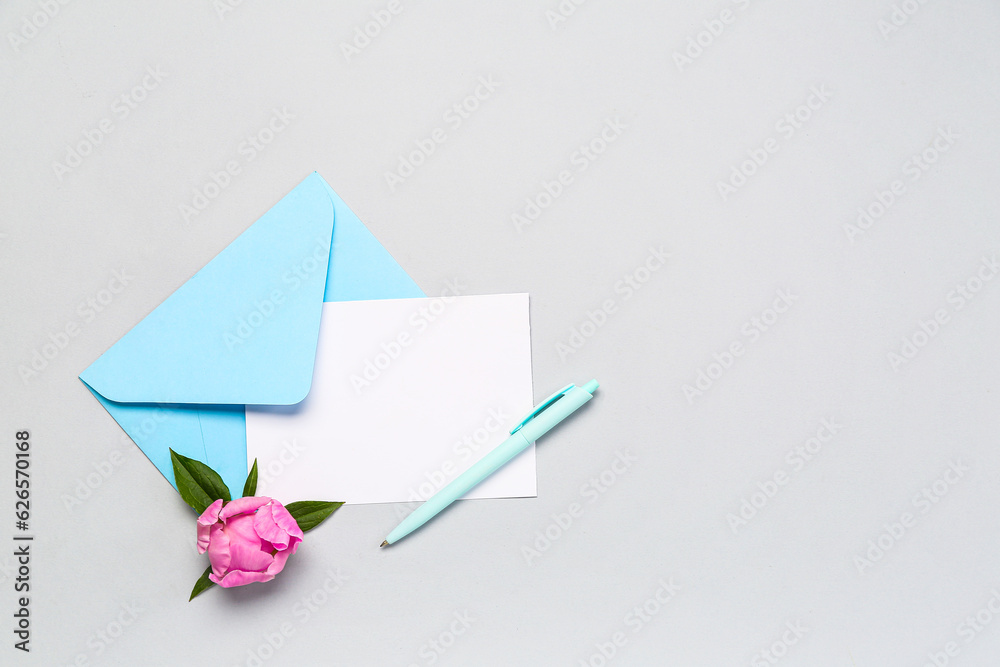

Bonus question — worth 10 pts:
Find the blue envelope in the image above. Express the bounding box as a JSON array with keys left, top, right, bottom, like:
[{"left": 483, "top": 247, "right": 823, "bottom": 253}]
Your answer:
[{"left": 79, "top": 172, "right": 424, "bottom": 495}]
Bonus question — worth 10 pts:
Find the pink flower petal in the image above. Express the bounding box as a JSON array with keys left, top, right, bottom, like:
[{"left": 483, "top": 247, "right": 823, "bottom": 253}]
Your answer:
[
  {"left": 271, "top": 501, "right": 304, "bottom": 541},
  {"left": 198, "top": 499, "right": 224, "bottom": 525},
  {"left": 227, "top": 541, "right": 275, "bottom": 575},
  {"left": 266, "top": 547, "right": 294, "bottom": 577},
  {"left": 197, "top": 526, "right": 211, "bottom": 555},
  {"left": 254, "top": 503, "right": 292, "bottom": 550},
  {"left": 205, "top": 523, "right": 231, "bottom": 578},
  {"left": 210, "top": 569, "right": 275, "bottom": 588},
  {"left": 219, "top": 496, "right": 271, "bottom": 521},
  {"left": 196, "top": 499, "right": 224, "bottom": 553},
  {"left": 224, "top": 513, "right": 263, "bottom": 549}
]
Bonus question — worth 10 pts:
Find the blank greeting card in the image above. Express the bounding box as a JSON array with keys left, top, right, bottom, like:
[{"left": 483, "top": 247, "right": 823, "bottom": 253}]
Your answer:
[{"left": 245, "top": 293, "right": 535, "bottom": 504}]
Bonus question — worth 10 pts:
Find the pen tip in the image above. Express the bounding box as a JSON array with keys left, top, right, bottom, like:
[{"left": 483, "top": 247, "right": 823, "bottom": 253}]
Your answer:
[{"left": 379, "top": 540, "right": 388, "bottom": 548}]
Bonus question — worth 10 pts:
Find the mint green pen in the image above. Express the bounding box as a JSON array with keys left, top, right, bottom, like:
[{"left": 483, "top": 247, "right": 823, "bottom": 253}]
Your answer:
[{"left": 380, "top": 380, "right": 599, "bottom": 547}]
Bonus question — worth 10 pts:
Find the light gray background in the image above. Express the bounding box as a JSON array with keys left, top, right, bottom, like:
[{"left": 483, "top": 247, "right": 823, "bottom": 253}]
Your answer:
[{"left": 2, "top": 1, "right": 1000, "bottom": 665}]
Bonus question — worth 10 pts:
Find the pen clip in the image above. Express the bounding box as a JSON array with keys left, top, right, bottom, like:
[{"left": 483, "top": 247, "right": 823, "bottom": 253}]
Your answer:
[{"left": 510, "top": 383, "right": 576, "bottom": 435}]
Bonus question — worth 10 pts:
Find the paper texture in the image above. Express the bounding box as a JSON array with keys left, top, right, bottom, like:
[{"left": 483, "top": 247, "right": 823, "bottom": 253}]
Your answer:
[{"left": 246, "top": 293, "right": 535, "bottom": 504}]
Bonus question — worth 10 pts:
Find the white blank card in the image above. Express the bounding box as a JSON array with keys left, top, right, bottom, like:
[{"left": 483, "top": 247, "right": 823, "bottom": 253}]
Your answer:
[{"left": 245, "top": 293, "right": 535, "bottom": 504}]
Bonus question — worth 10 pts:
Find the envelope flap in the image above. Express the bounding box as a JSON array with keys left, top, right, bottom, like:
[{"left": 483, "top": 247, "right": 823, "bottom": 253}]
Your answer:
[{"left": 80, "top": 173, "right": 334, "bottom": 405}]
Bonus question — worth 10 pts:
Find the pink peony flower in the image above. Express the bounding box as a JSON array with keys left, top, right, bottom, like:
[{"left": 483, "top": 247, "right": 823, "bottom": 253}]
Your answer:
[{"left": 196, "top": 496, "right": 304, "bottom": 588}]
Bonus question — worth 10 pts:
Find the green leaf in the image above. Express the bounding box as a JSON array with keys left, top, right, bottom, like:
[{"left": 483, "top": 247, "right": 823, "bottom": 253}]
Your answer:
[
  {"left": 242, "top": 459, "right": 259, "bottom": 498},
  {"left": 189, "top": 566, "right": 215, "bottom": 601},
  {"left": 284, "top": 501, "right": 344, "bottom": 533},
  {"left": 170, "top": 448, "right": 231, "bottom": 514}
]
